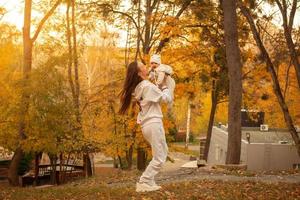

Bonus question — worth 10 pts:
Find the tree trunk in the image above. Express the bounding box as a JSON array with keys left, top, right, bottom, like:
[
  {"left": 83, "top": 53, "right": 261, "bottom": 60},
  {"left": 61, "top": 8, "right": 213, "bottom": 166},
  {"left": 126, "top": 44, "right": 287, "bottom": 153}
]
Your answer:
[
  {"left": 49, "top": 155, "right": 57, "bottom": 185},
  {"left": 185, "top": 100, "right": 191, "bottom": 149},
  {"left": 117, "top": 155, "right": 124, "bottom": 169},
  {"left": 72, "top": 3, "right": 92, "bottom": 174},
  {"left": 203, "top": 89, "right": 218, "bottom": 161},
  {"left": 59, "top": 153, "right": 64, "bottom": 183},
  {"left": 8, "top": 0, "right": 61, "bottom": 186},
  {"left": 8, "top": 148, "right": 24, "bottom": 186},
  {"left": 283, "top": 25, "right": 300, "bottom": 88},
  {"left": 126, "top": 106, "right": 136, "bottom": 170},
  {"left": 135, "top": 0, "right": 141, "bottom": 60},
  {"left": 33, "top": 153, "right": 41, "bottom": 186},
  {"left": 137, "top": 147, "right": 147, "bottom": 170},
  {"left": 126, "top": 145, "right": 133, "bottom": 169},
  {"left": 275, "top": 0, "right": 300, "bottom": 88},
  {"left": 143, "top": 0, "right": 151, "bottom": 55},
  {"left": 8, "top": 0, "right": 32, "bottom": 186},
  {"left": 113, "top": 157, "right": 118, "bottom": 168},
  {"left": 223, "top": 0, "right": 242, "bottom": 164},
  {"left": 71, "top": 0, "right": 81, "bottom": 125},
  {"left": 239, "top": 4, "right": 300, "bottom": 157},
  {"left": 83, "top": 153, "right": 92, "bottom": 177},
  {"left": 68, "top": 0, "right": 93, "bottom": 175},
  {"left": 66, "top": 0, "right": 76, "bottom": 103}
]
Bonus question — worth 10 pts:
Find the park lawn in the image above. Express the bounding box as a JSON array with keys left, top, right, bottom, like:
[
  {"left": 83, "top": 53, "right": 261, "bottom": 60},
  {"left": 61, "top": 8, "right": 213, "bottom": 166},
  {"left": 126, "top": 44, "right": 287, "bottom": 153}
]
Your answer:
[{"left": 1, "top": 176, "right": 299, "bottom": 200}]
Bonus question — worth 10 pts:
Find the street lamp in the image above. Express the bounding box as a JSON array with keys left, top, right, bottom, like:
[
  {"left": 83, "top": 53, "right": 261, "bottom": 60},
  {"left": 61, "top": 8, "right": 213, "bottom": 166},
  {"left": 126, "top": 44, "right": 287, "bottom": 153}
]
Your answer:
[{"left": 246, "top": 132, "right": 250, "bottom": 144}]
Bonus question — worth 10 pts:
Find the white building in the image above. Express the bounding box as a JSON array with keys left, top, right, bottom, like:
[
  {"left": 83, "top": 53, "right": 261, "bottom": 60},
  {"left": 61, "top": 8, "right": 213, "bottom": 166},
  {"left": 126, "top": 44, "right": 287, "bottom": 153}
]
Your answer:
[
  {"left": 0, "top": 147, "right": 13, "bottom": 160},
  {"left": 208, "top": 126, "right": 300, "bottom": 171}
]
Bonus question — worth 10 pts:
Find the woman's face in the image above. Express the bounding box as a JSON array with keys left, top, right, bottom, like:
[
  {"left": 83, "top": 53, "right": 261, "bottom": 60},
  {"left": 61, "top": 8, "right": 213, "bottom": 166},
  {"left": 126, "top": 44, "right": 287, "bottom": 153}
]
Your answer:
[{"left": 138, "top": 62, "right": 148, "bottom": 79}]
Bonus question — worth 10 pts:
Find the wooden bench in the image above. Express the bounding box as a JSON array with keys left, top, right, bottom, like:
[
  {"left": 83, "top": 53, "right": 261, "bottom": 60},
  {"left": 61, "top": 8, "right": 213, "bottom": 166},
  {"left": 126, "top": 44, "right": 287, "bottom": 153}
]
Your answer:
[
  {"left": 20, "top": 164, "right": 84, "bottom": 186},
  {"left": 0, "top": 160, "right": 10, "bottom": 181}
]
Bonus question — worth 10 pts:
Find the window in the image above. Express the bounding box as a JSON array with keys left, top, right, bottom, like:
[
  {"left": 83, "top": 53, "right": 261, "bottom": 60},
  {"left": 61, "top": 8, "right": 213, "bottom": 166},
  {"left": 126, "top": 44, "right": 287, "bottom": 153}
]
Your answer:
[{"left": 293, "top": 163, "right": 300, "bottom": 169}]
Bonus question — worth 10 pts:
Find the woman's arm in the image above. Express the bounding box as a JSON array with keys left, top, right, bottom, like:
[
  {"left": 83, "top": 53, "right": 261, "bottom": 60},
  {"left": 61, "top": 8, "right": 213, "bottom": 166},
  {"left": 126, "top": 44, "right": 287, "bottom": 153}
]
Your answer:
[
  {"left": 143, "top": 82, "right": 172, "bottom": 103},
  {"left": 159, "top": 86, "right": 172, "bottom": 103}
]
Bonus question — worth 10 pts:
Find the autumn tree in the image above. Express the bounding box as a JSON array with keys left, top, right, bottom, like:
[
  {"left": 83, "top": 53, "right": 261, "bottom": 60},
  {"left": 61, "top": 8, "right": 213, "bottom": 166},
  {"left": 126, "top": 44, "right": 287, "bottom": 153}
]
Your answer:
[
  {"left": 273, "top": 0, "right": 300, "bottom": 88},
  {"left": 238, "top": 1, "right": 300, "bottom": 156},
  {"left": 82, "top": 0, "right": 194, "bottom": 170},
  {"left": 222, "top": 0, "right": 243, "bottom": 164},
  {"left": 0, "top": 16, "right": 22, "bottom": 155},
  {"left": 186, "top": 0, "right": 229, "bottom": 160},
  {"left": 8, "top": 0, "right": 62, "bottom": 186}
]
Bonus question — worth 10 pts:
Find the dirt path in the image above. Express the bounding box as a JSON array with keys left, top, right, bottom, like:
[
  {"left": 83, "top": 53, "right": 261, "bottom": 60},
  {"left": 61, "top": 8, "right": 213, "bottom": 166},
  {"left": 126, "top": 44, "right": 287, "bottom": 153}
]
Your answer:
[
  {"left": 2, "top": 152, "right": 299, "bottom": 189},
  {"left": 105, "top": 150, "right": 300, "bottom": 188}
]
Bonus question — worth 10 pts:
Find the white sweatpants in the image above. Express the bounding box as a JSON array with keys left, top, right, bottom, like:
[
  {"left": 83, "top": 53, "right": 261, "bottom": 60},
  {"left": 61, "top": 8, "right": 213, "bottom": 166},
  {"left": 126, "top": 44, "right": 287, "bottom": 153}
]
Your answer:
[{"left": 139, "top": 121, "right": 168, "bottom": 185}]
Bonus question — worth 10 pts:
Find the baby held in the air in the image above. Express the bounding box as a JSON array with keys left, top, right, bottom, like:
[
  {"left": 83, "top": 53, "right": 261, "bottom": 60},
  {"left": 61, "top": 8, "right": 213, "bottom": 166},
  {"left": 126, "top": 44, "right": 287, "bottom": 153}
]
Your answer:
[{"left": 149, "top": 54, "right": 176, "bottom": 101}]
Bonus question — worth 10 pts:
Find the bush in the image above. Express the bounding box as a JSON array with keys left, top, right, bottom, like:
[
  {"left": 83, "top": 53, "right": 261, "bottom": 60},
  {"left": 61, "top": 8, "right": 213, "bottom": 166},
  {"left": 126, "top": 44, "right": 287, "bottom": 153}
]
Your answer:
[{"left": 18, "top": 153, "right": 34, "bottom": 175}]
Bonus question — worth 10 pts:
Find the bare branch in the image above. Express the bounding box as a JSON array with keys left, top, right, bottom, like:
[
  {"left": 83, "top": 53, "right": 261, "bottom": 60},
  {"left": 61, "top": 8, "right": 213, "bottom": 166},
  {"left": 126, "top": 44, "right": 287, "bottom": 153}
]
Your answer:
[
  {"left": 288, "top": 0, "right": 297, "bottom": 29},
  {"left": 178, "top": 35, "right": 192, "bottom": 43},
  {"left": 184, "top": 24, "right": 214, "bottom": 28},
  {"left": 156, "top": 0, "right": 193, "bottom": 53},
  {"left": 242, "top": 69, "right": 253, "bottom": 80},
  {"left": 217, "top": 99, "right": 228, "bottom": 104},
  {"left": 31, "top": 0, "right": 62, "bottom": 43},
  {"left": 0, "top": 8, "right": 7, "bottom": 21},
  {"left": 150, "top": 6, "right": 167, "bottom": 42},
  {"left": 151, "top": 0, "right": 160, "bottom": 11},
  {"left": 150, "top": 0, "right": 162, "bottom": 41},
  {"left": 0, "top": 120, "right": 13, "bottom": 124},
  {"left": 284, "top": 58, "right": 292, "bottom": 99},
  {"left": 275, "top": 0, "right": 284, "bottom": 13},
  {"left": 111, "top": 10, "right": 145, "bottom": 46},
  {"left": 175, "top": 0, "right": 192, "bottom": 18}
]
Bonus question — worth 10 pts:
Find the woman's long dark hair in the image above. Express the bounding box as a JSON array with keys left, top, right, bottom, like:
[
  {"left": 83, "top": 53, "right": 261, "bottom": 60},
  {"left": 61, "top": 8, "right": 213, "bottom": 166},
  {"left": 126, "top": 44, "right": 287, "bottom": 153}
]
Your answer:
[{"left": 119, "top": 61, "right": 143, "bottom": 114}]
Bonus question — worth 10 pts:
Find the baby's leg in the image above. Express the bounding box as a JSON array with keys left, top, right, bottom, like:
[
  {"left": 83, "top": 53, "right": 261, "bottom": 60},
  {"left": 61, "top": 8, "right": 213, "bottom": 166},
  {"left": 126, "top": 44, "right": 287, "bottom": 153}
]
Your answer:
[
  {"left": 166, "top": 77, "right": 176, "bottom": 99},
  {"left": 156, "top": 71, "right": 165, "bottom": 86}
]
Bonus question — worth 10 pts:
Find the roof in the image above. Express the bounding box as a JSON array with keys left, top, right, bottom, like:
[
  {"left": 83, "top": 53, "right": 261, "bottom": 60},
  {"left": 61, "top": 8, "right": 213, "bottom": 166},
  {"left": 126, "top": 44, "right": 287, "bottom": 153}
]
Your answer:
[
  {"left": 241, "top": 130, "right": 293, "bottom": 144},
  {"left": 215, "top": 126, "right": 296, "bottom": 144}
]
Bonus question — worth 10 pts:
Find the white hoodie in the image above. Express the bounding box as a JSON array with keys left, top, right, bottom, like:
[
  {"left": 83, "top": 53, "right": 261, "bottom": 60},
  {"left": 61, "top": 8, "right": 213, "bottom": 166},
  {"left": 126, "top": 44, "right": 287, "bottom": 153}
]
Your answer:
[{"left": 134, "top": 80, "right": 172, "bottom": 127}]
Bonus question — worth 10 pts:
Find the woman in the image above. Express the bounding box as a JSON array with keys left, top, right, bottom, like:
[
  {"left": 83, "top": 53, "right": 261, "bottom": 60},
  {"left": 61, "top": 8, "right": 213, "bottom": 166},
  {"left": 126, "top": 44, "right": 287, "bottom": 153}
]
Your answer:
[{"left": 119, "top": 61, "right": 172, "bottom": 192}]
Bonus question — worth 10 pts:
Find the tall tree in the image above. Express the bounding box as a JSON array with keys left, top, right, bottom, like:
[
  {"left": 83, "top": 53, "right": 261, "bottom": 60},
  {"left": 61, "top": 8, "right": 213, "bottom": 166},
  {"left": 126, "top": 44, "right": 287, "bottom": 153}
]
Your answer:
[
  {"left": 87, "top": 0, "right": 193, "bottom": 170},
  {"left": 8, "top": 0, "right": 62, "bottom": 186},
  {"left": 190, "top": 1, "right": 230, "bottom": 161},
  {"left": 239, "top": 2, "right": 300, "bottom": 156},
  {"left": 66, "top": 0, "right": 93, "bottom": 177},
  {"left": 222, "top": 0, "right": 243, "bottom": 164},
  {"left": 87, "top": 0, "right": 193, "bottom": 60},
  {"left": 274, "top": 0, "right": 300, "bottom": 88}
]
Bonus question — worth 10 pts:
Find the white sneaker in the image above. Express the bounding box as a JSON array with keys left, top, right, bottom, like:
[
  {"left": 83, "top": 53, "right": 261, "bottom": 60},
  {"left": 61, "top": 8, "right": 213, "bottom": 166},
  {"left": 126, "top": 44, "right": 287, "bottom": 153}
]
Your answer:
[
  {"left": 136, "top": 182, "right": 161, "bottom": 192},
  {"left": 149, "top": 182, "right": 162, "bottom": 189}
]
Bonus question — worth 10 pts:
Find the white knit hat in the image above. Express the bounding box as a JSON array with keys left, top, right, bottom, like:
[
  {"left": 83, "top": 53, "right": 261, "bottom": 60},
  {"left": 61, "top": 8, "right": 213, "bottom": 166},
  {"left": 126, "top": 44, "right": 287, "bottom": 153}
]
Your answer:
[
  {"left": 159, "top": 64, "right": 173, "bottom": 75},
  {"left": 150, "top": 54, "right": 161, "bottom": 64}
]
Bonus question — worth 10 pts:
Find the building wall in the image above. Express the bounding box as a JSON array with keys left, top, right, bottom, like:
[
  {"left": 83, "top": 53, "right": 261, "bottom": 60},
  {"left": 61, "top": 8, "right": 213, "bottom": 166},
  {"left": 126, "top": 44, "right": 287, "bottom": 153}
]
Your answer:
[
  {"left": 247, "top": 143, "right": 300, "bottom": 171},
  {"left": 207, "top": 126, "right": 248, "bottom": 165},
  {"left": 208, "top": 126, "right": 300, "bottom": 171}
]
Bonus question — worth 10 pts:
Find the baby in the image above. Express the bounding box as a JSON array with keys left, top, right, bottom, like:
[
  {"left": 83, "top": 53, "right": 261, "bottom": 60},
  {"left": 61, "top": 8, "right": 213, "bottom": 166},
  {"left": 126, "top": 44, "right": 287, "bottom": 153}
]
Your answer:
[{"left": 149, "top": 54, "right": 176, "bottom": 100}]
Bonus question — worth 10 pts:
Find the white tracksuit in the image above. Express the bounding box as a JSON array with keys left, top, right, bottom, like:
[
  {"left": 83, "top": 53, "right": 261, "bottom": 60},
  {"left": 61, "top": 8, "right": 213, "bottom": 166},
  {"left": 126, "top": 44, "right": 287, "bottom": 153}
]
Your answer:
[{"left": 134, "top": 80, "right": 172, "bottom": 185}]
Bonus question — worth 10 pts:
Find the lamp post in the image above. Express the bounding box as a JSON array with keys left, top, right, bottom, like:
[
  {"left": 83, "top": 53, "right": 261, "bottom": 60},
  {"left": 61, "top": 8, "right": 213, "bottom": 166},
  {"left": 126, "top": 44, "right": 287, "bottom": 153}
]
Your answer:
[{"left": 246, "top": 132, "right": 250, "bottom": 144}]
